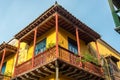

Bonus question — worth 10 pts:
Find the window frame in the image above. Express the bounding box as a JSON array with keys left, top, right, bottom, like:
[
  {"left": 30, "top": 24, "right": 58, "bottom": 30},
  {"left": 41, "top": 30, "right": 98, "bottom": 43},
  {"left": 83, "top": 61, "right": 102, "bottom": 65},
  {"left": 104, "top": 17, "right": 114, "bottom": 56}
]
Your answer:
[
  {"left": 68, "top": 37, "right": 78, "bottom": 54},
  {"left": 35, "top": 38, "right": 46, "bottom": 55}
]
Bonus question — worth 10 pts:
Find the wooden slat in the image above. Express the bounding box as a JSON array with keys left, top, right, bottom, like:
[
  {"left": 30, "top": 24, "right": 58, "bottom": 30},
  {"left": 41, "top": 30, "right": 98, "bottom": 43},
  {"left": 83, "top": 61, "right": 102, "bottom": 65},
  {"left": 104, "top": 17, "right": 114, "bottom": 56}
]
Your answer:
[
  {"left": 60, "top": 64, "right": 66, "bottom": 70},
  {"left": 19, "top": 76, "right": 27, "bottom": 80},
  {"left": 70, "top": 71, "right": 83, "bottom": 78},
  {"left": 61, "top": 67, "right": 72, "bottom": 74},
  {"left": 75, "top": 72, "right": 88, "bottom": 79},
  {"left": 42, "top": 66, "right": 54, "bottom": 74},
  {"left": 48, "top": 63, "right": 55, "bottom": 69},
  {"left": 35, "top": 69, "right": 49, "bottom": 76},
  {"left": 30, "top": 72, "right": 43, "bottom": 78},
  {"left": 24, "top": 74, "right": 38, "bottom": 80},
  {"left": 65, "top": 69, "right": 77, "bottom": 76}
]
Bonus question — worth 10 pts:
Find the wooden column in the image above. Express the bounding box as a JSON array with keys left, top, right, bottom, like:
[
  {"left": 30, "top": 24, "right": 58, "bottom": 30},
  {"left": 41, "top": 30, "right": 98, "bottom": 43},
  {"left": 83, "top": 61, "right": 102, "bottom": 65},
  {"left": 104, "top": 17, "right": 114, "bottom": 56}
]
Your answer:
[
  {"left": 55, "top": 61, "right": 59, "bottom": 80},
  {"left": 76, "top": 27, "right": 82, "bottom": 67},
  {"left": 32, "top": 28, "right": 37, "bottom": 67},
  {"left": 95, "top": 41, "right": 100, "bottom": 62},
  {"left": 13, "top": 40, "right": 20, "bottom": 76},
  {"left": 55, "top": 13, "right": 59, "bottom": 58},
  {"left": 0, "top": 49, "right": 6, "bottom": 72}
]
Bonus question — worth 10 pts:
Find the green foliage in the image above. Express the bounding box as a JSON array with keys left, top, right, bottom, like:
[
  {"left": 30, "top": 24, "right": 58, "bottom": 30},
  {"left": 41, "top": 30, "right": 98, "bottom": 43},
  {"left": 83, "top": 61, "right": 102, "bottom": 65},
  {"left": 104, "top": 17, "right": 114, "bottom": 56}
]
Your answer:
[{"left": 82, "top": 53, "right": 99, "bottom": 65}]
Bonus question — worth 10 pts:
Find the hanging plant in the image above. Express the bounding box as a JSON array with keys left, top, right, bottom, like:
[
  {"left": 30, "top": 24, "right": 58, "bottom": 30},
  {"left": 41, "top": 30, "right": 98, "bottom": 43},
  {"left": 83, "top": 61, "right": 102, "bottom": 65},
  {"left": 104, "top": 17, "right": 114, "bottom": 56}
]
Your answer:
[{"left": 83, "top": 52, "right": 99, "bottom": 66}]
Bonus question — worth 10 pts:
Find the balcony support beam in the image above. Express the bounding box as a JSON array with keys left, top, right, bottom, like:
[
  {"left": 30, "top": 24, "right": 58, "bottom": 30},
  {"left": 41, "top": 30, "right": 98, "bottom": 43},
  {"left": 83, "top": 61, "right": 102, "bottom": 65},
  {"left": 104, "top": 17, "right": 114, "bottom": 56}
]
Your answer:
[
  {"left": 32, "top": 27, "right": 37, "bottom": 67},
  {"left": 76, "top": 27, "right": 82, "bottom": 67},
  {"left": 55, "top": 13, "right": 59, "bottom": 58},
  {"left": 13, "top": 40, "right": 20, "bottom": 76},
  {"left": 95, "top": 41, "right": 100, "bottom": 62},
  {"left": 0, "top": 49, "right": 6, "bottom": 72},
  {"left": 55, "top": 61, "right": 59, "bottom": 80}
]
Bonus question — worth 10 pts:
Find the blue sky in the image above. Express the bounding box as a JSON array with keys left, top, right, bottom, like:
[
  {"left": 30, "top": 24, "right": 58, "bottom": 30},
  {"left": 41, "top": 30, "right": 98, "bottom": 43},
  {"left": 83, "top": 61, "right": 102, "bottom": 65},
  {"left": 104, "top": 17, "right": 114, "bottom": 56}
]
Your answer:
[{"left": 0, "top": 0, "right": 120, "bottom": 52}]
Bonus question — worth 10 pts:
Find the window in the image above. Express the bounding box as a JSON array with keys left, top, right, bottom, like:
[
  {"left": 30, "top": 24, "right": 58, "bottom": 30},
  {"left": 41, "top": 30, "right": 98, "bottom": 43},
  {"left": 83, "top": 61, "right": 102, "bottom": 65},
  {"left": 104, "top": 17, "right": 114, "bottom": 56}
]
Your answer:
[
  {"left": 68, "top": 38, "right": 78, "bottom": 54},
  {"left": 1, "top": 62, "right": 6, "bottom": 74},
  {"left": 35, "top": 39, "right": 46, "bottom": 55}
]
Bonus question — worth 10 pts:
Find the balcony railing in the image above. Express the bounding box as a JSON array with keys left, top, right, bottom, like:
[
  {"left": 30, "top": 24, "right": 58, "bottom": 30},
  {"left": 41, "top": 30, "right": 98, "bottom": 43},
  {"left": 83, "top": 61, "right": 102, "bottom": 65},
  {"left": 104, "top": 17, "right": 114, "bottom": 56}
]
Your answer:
[{"left": 15, "top": 46, "right": 103, "bottom": 77}]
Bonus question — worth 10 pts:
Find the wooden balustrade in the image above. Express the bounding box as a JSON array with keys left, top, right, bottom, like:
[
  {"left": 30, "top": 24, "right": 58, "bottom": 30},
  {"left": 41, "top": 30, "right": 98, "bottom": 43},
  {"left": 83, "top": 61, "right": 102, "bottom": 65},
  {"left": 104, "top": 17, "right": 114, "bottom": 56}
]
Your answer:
[
  {"left": 15, "top": 59, "right": 32, "bottom": 75},
  {"left": 34, "top": 46, "right": 56, "bottom": 67},
  {"left": 59, "top": 46, "right": 103, "bottom": 76},
  {"left": 59, "top": 46, "right": 80, "bottom": 67},
  {"left": 15, "top": 46, "right": 56, "bottom": 76},
  {"left": 83, "top": 62, "right": 103, "bottom": 76},
  {"left": 15, "top": 46, "right": 103, "bottom": 77}
]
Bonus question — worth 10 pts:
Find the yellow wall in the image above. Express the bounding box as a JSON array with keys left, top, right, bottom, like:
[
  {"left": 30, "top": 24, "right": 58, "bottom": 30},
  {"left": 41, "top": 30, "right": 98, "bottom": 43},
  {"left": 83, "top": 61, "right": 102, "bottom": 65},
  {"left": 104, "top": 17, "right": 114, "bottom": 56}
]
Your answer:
[
  {"left": 90, "top": 40, "right": 120, "bottom": 69},
  {"left": 4, "top": 54, "right": 15, "bottom": 76},
  {"left": 27, "top": 27, "right": 56, "bottom": 60},
  {"left": 58, "top": 27, "right": 88, "bottom": 55},
  {"left": 18, "top": 42, "right": 28, "bottom": 64}
]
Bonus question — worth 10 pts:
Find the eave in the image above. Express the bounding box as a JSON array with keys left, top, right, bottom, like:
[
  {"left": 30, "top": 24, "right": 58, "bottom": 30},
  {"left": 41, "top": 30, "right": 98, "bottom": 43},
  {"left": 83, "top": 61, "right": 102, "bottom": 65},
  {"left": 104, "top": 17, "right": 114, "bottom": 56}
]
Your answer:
[
  {"left": 14, "top": 3, "right": 100, "bottom": 43},
  {"left": 0, "top": 42, "right": 17, "bottom": 59}
]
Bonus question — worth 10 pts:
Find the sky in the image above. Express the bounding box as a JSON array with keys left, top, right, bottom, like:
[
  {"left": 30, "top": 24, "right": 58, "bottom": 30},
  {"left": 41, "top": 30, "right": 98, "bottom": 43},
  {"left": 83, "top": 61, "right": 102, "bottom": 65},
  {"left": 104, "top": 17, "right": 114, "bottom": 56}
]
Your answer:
[{"left": 0, "top": 0, "right": 120, "bottom": 52}]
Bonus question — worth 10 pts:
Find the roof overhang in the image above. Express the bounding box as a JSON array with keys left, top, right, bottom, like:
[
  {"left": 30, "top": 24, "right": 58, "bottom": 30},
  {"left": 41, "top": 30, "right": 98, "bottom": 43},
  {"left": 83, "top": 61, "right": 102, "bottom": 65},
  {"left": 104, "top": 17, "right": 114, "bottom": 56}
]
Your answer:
[
  {"left": 105, "top": 55, "right": 119, "bottom": 62},
  {"left": 14, "top": 3, "right": 100, "bottom": 43},
  {"left": 0, "top": 42, "right": 17, "bottom": 59}
]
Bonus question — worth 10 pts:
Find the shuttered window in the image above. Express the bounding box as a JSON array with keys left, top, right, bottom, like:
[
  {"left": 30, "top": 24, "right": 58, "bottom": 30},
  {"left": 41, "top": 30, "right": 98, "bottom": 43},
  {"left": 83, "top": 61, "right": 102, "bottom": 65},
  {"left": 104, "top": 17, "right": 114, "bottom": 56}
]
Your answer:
[
  {"left": 35, "top": 39, "right": 46, "bottom": 55},
  {"left": 1, "top": 62, "right": 6, "bottom": 74},
  {"left": 68, "top": 38, "right": 78, "bottom": 54}
]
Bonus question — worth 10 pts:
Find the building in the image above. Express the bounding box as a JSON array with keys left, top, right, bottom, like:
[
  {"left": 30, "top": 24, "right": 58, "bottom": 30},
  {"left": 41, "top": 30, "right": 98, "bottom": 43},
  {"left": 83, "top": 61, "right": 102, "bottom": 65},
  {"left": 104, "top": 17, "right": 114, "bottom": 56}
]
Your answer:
[
  {"left": 0, "top": 42, "right": 17, "bottom": 80},
  {"left": 0, "top": 2, "right": 120, "bottom": 80},
  {"left": 90, "top": 39, "right": 120, "bottom": 80},
  {"left": 13, "top": 2, "right": 104, "bottom": 80},
  {"left": 108, "top": 0, "right": 120, "bottom": 34}
]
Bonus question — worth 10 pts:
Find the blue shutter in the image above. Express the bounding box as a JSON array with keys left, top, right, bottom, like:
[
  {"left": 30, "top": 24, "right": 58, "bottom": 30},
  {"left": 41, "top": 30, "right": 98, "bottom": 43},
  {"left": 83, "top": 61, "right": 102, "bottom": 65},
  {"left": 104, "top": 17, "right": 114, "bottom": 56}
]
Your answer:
[
  {"left": 68, "top": 38, "right": 78, "bottom": 54},
  {"left": 35, "top": 39, "right": 46, "bottom": 55},
  {"left": 1, "top": 62, "right": 6, "bottom": 74}
]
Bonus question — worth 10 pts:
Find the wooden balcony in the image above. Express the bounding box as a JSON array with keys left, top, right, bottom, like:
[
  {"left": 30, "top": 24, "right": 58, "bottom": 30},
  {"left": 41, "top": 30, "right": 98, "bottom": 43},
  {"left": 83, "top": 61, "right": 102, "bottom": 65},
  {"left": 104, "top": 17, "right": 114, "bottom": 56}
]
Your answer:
[{"left": 13, "top": 46, "right": 104, "bottom": 80}]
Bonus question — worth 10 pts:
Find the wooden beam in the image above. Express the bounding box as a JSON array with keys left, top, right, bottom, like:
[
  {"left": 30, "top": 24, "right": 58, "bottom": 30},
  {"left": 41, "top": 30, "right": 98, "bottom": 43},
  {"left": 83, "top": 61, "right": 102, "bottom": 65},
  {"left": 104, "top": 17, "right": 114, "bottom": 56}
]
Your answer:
[
  {"left": 70, "top": 71, "right": 83, "bottom": 78},
  {"left": 13, "top": 40, "right": 20, "bottom": 76},
  {"left": 55, "top": 61, "right": 59, "bottom": 80},
  {"left": 82, "top": 74, "right": 93, "bottom": 80},
  {"left": 55, "top": 13, "right": 59, "bottom": 58},
  {"left": 60, "top": 64, "right": 66, "bottom": 69},
  {"left": 61, "top": 67, "right": 72, "bottom": 74},
  {"left": 65, "top": 69, "right": 77, "bottom": 76},
  {"left": 5, "top": 48, "right": 16, "bottom": 53},
  {"left": 48, "top": 63, "right": 55, "bottom": 69},
  {"left": 24, "top": 74, "right": 38, "bottom": 80},
  {"left": 76, "top": 27, "right": 82, "bottom": 67},
  {"left": 19, "top": 76, "right": 27, "bottom": 80},
  {"left": 30, "top": 72, "right": 43, "bottom": 78},
  {"left": 36, "top": 69, "right": 49, "bottom": 76},
  {"left": 19, "top": 13, "right": 54, "bottom": 41},
  {"left": 75, "top": 72, "right": 88, "bottom": 79},
  {"left": 32, "top": 27, "right": 37, "bottom": 68},
  {"left": 95, "top": 41, "right": 100, "bottom": 64},
  {"left": 58, "top": 13, "right": 96, "bottom": 41},
  {"left": 42, "top": 66, "right": 54, "bottom": 74},
  {"left": 0, "top": 49, "right": 6, "bottom": 72}
]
